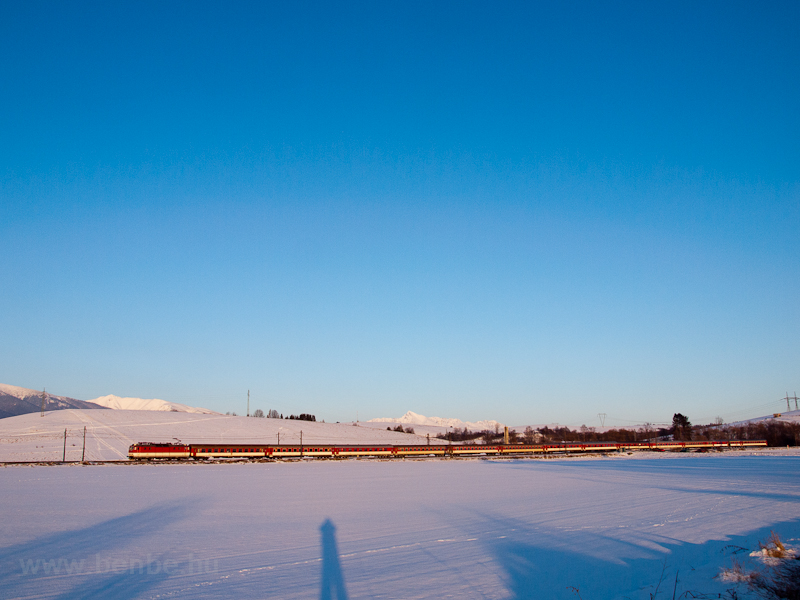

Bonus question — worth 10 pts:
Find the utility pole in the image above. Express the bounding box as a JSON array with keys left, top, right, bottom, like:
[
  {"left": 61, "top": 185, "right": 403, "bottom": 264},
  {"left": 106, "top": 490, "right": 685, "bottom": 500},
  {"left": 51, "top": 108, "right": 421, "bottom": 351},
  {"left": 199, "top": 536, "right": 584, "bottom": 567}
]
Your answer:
[
  {"left": 300, "top": 430, "right": 303, "bottom": 457},
  {"left": 247, "top": 390, "right": 250, "bottom": 417},
  {"left": 62, "top": 429, "right": 67, "bottom": 462},
  {"left": 41, "top": 388, "right": 47, "bottom": 417},
  {"left": 277, "top": 432, "right": 280, "bottom": 445},
  {"left": 82, "top": 426, "right": 86, "bottom": 462},
  {"left": 783, "top": 392, "right": 799, "bottom": 411}
]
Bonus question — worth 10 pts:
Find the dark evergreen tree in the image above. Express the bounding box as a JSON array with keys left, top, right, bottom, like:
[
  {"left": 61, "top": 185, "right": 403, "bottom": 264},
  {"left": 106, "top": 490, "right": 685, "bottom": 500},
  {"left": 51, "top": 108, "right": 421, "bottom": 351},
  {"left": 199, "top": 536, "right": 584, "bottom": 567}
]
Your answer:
[{"left": 672, "top": 413, "right": 692, "bottom": 440}]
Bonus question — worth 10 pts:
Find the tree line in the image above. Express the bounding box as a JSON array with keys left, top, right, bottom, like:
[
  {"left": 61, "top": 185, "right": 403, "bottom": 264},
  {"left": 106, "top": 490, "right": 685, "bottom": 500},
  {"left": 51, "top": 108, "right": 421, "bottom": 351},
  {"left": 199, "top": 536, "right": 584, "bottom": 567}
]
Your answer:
[
  {"left": 435, "top": 414, "right": 800, "bottom": 447},
  {"left": 226, "top": 409, "right": 317, "bottom": 422}
]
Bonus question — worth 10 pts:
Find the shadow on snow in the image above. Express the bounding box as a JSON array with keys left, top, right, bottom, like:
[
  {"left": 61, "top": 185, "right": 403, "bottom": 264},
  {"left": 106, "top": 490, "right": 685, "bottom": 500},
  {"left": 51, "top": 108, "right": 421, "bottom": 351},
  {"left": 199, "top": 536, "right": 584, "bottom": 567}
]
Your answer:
[
  {"left": 0, "top": 500, "right": 194, "bottom": 600},
  {"left": 474, "top": 512, "right": 800, "bottom": 600}
]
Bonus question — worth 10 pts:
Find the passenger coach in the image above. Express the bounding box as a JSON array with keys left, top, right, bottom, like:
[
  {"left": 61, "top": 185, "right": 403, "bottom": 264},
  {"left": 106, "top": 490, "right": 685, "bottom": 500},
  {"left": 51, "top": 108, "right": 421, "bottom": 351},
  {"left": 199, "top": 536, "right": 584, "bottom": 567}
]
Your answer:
[{"left": 128, "top": 439, "right": 767, "bottom": 460}]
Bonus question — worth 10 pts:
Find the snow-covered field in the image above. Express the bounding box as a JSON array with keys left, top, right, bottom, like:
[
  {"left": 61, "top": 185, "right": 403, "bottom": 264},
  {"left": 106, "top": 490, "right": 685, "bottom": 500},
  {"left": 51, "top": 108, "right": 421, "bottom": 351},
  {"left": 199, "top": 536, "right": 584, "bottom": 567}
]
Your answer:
[
  {"left": 1, "top": 453, "right": 799, "bottom": 600},
  {"left": 0, "top": 410, "right": 447, "bottom": 462}
]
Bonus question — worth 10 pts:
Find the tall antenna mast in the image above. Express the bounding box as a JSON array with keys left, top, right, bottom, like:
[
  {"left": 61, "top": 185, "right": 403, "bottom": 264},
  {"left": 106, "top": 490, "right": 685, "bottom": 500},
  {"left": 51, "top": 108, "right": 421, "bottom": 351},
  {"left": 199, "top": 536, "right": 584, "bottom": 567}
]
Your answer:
[{"left": 247, "top": 390, "right": 250, "bottom": 417}]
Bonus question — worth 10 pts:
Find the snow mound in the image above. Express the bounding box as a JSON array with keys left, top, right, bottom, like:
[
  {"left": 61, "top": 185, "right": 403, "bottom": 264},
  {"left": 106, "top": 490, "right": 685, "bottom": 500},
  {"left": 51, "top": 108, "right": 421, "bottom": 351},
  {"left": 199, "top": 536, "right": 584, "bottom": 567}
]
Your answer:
[
  {"left": 88, "top": 395, "right": 219, "bottom": 414},
  {"left": 369, "top": 410, "right": 504, "bottom": 431}
]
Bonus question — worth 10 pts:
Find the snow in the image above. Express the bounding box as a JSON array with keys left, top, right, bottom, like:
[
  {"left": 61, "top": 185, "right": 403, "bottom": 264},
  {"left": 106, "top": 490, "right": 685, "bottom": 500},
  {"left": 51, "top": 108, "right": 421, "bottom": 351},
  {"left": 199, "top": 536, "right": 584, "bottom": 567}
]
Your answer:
[
  {"left": 0, "top": 383, "right": 41, "bottom": 400},
  {"left": 1, "top": 454, "right": 799, "bottom": 600},
  {"left": 87, "top": 395, "right": 219, "bottom": 414},
  {"left": 0, "top": 410, "right": 448, "bottom": 462},
  {"left": 1, "top": 382, "right": 219, "bottom": 415},
  {"left": 731, "top": 408, "right": 800, "bottom": 425},
  {"left": 0, "top": 383, "right": 81, "bottom": 404},
  {"left": 368, "top": 410, "right": 504, "bottom": 431}
]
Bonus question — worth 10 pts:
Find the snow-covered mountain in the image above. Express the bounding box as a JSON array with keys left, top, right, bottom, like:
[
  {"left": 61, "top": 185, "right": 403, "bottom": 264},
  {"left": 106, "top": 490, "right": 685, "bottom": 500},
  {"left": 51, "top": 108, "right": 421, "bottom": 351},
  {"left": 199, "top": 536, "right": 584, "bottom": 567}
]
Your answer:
[
  {"left": 88, "top": 394, "right": 219, "bottom": 414},
  {"left": 368, "top": 410, "right": 504, "bottom": 431},
  {"left": 0, "top": 383, "right": 219, "bottom": 418},
  {"left": 0, "top": 383, "right": 105, "bottom": 419}
]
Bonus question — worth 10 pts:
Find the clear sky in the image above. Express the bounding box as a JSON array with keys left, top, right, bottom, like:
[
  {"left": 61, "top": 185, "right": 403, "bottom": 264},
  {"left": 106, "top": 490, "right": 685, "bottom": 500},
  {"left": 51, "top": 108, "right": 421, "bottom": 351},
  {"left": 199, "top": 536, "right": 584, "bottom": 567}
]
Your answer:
[{"left": 1, "top": 1, "right": 798, "bottom": 427}]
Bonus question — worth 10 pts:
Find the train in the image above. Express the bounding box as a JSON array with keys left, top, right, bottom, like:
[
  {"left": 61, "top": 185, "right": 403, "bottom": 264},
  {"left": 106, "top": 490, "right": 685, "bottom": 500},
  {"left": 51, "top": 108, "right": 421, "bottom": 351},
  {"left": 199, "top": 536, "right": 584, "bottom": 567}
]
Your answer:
[{"left": 128, "top": 439, "right": 767, "bottom": 460}]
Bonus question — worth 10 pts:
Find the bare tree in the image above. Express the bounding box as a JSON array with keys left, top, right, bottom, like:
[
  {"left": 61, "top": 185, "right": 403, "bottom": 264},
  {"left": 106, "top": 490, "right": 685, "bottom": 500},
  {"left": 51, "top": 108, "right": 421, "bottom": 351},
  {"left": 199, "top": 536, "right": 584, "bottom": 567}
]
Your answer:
[{"left": 523, "top": 426, "right": 536, "bottom": 444}]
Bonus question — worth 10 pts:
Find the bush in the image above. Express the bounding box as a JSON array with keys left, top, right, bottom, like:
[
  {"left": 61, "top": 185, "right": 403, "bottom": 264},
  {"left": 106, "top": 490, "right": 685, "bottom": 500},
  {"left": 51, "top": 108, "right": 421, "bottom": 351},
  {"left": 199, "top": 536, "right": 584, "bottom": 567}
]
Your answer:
[{"left": 721, "top": 532, "right": 800, "bottom": 599}]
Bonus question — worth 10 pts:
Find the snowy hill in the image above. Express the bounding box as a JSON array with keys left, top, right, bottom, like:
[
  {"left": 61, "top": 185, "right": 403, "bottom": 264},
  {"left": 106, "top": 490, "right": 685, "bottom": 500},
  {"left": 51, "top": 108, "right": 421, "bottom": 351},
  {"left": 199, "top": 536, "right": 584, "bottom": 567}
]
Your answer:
[
  {"left": 0, "top": 410, "right": 448, "bottom": 462},
  {"left": 731, "top": 408, "right": 800, "bottom": 426},
  {"left": 88, "top": 394, "right": 219, "bottom": 414},
  {"left": 368, "top": 411, "right": 504, "bottom": 431},
  {"left": 0, "top": 383, "right": 105, "bottom": 419}
]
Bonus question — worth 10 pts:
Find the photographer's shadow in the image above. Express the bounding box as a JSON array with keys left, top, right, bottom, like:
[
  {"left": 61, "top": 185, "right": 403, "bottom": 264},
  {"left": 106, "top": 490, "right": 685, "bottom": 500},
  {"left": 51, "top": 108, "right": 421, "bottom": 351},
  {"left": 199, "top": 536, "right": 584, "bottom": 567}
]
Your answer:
[{"left": 320, "top": 519, "right": 348, "bottom": 600}]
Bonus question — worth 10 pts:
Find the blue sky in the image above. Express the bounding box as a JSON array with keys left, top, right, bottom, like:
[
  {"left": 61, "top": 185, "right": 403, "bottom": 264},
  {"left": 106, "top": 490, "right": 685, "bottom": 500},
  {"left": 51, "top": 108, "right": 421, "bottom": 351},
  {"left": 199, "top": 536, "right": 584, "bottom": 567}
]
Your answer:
[{"left": 1, "top": 1, "right": 798, "bottom": 426}]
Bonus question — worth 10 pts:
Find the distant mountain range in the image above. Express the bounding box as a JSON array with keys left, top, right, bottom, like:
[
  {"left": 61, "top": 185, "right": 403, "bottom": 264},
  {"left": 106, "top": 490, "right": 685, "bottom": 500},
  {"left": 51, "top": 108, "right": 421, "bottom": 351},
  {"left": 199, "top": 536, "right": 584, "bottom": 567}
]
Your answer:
[
  {"left": 368, "top": 410, "right": 504, "bottom": 431},
  {"left": 89, "top": 395, "right": 218, "bottom": 414},
  {"left": 0, "top": 383, "right": 105, "bottom": 419},
  {"left": 0, "top": 384, "right": 219, "bottom": 419}
]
